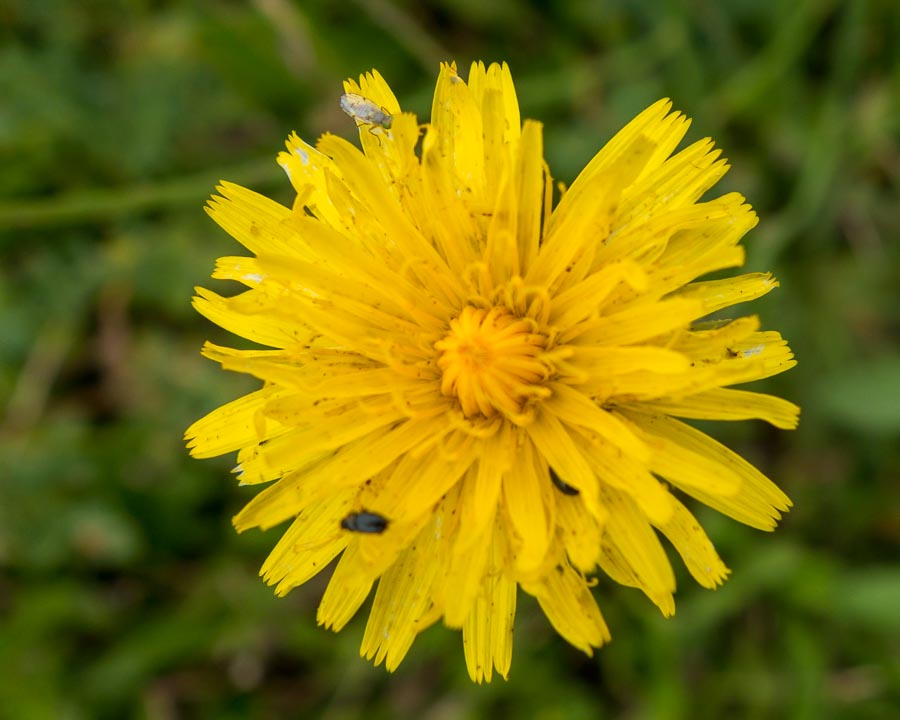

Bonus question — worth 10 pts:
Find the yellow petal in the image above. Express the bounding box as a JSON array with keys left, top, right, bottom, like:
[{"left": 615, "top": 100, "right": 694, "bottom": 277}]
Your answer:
[
  {"left": 455, "top": 426, "right": 511, "bottom": 554},
  {"left": 206, "top": 182, "right": 303, "bottom": 257},
  {"left": 502, "top": 436, "right": 552, "bottom": 573},
  {"left": 185, "top": 386, "right": 282, "bottom": 459},
  {"left": 317, "top": 541, "right": 375, "bottom": 631},
  {"left": 262, "top": 487, "right": 355, "bottom": 596},
  {"left": 428, "top": 61, "right": 485, "bottom": 204},
  {"left": 462, "top": 520, "right": 516, "bottom": 683},
  {"left": 653, "top": 497, "right": 730, "bottom": 588},
  {"left": 441, "top": 523, "right": 492, "bottom": 628},
  {"left": 522, "top": 557, "right": 611, "bottom": 655},
  {"left": 597, "top": 485, "right": 676, "bottom": 615},
  {"left": 515, "top": 120, "right": 545, "bottom": 273},
  {"left": 550, "top": 99, "right": 687, "bottom": 233},
  {"left": 641, "top": 387, "right": 801, "bottom": 429},
  {"left": 624, "top": 410, "right": 792, "bottom": 529},
  {"left": 555, "top": 493, "right": 606, "bottom": 573},
  {"left": 525, "top": 409, "right": 600, "bottom": 517},
  {"left": 564, "top": 298, "right": 704, "bottom": 347},
  {"left": 676, "top": 272, "right": 779, "bottom": 314},
  {"left": 360, "top": 502, "right": 452, "bottom": 671},
  {"left": 528, "top": 136, "right": 657, "bottom": 293}
]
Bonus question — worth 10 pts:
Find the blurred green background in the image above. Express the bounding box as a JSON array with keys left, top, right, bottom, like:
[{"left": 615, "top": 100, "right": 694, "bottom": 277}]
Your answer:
[{"left": 2, "top": 0, "right": 899, "bottom": 717}]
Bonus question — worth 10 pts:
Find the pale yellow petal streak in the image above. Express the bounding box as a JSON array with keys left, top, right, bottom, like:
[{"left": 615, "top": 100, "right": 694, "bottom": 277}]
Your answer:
[
  {"left": 271, "top": 300, "right": 402, "bottom": 365},
  {"left": 497, "top": 62, "right": 521, "bottom": 144},
  {"left": 615, "top": 409, "right": 740, "bottom": 497},
  {"left": 462, "top": 520, "right": 516, "bottom": 683},
  {"left": 642, "top": 232, "right": 748, "bottom": 297},
  {"left": 592, "top": 196, "right": 740, "bottom": 271},
  {"left": 198, "top": 342, "right": 377, "bottom": 391},
  {"left": 579, "top": 366, "right": 711, "bottom": 403},
  {"left": 648, "top": 194, "right": 754, "bottom": 265},
  {"left": 317, "top": 416, "right": 449, "bottom": 490},
  {"left": 303, "top": 274, "right": 442, "bottom": 340},
  {"left": 471, "top": 62, "right": 520, "bottom": 202},
  {"left": 230, "top": 400, "right": 406, "bottom": 487},
  {"left": 671, "top": 316, "right": 760, "bottom": 357},
  {"left": 243, "top": 402, "right": 402, "bottom": 479},
  {"left": 233, "top": 464, "right": 317, "bottom": 531},
  {"left": 479, "top": 87, "right": 509, "bottom": 197},
  {"left": 258, "top": 258, "right": 438, "bottom": 337},
  {"left": 256, "top": 220, "right": 457, "bottom": 327},
  {"left": 466, "top": 61, "right": 521, "bottom": 147},
  {"left": 573, "top": 345, "right": 690, "bottom": 377},
  {"left": 203, "top": 351, "right": 422, "bottom": 399},
  {"left": 212, "top": 256, "right": 267, "bottom": 287},
  {"left": 441, "top": 529, "right": 491, "bottom": 628}
]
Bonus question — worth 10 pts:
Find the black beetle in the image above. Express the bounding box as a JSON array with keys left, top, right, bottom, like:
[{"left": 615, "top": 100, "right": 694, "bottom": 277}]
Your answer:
[
  {"left": 550, "top": 468, "right": 580, "bottom": 496},
  {"left": 341, "top": 510, "right": 389, "bottom": 534}
]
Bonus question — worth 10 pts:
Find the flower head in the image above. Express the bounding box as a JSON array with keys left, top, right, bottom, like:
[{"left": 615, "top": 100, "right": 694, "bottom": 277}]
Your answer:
[{"left": 186, "top": 61, "right": 798, "bottom": 682}]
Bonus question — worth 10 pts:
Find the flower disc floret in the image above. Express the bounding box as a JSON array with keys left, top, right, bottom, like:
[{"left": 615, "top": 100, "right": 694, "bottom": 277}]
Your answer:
[{"left": 436, "top": 306, "right": 551, "bottom": 420}]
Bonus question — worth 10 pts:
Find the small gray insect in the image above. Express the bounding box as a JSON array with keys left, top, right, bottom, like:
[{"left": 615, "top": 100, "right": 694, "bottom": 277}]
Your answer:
[
  {"left": 341, "top": 510, "right": 390, "bottom": 534},
  {"left": 340, "top": 93, "right": 393, "bottom": 133},
  {"left": 550, "top": 468, "right": 580, "bottom": 496}
]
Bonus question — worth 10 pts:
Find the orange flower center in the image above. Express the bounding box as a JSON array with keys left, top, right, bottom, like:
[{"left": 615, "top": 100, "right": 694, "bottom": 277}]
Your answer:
[{"left": 435, "top": 306, "right": 551, "bottom": 420}]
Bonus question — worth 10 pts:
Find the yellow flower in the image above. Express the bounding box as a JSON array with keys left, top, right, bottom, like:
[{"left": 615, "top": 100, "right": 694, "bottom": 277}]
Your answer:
[{"left": 186, "top": 61, "right": 798, "bottom": 682}]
